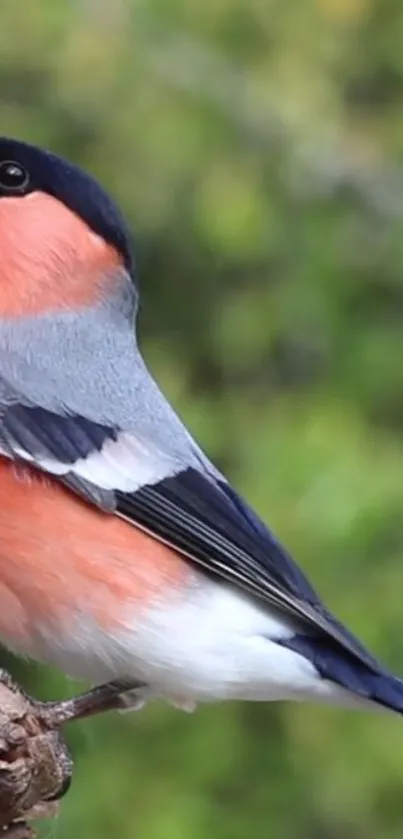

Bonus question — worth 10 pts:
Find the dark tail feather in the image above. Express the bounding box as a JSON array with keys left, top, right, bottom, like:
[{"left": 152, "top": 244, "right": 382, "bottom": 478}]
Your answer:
[{"left": 280, "top": 635, "right": 403, "bottom": 714}]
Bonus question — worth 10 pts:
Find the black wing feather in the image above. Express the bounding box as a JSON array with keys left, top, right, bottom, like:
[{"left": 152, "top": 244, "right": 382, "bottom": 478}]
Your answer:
[
  {"left": 0, "top": 403, "right": 118, "bottom": 507},
  {"left": 116, "top": 467, "right": 379, "bottom": 671},
  {"left": 2, "top": 405, "right": 117, "bottom": 462}
]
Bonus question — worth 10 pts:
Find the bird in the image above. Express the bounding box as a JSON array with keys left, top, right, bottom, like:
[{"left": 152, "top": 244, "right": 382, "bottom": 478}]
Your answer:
[{"left": 0, "top": 136, "right": 401, "bottom": 722}]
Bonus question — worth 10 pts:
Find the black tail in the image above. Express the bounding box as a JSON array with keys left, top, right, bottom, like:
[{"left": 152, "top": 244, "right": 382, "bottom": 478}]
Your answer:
[{"left": 280, "top": 634, "right": 403, "bottom": 713}]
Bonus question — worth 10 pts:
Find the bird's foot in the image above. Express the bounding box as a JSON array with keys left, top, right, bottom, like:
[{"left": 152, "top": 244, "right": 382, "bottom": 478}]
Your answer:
[{"left": 33, "top": 678, "right": 146, "bottom": 727}]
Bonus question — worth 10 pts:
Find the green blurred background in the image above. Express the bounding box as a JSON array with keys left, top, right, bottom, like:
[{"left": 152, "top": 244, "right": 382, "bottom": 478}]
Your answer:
[{"left": 2, "top": 0, "right": 403, "bottom": 836}]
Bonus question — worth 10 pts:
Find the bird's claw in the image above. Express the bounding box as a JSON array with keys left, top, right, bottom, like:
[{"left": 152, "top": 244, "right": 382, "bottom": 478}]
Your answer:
[{"left": 33, "top": 678, "right": 146, "bottom": 727}]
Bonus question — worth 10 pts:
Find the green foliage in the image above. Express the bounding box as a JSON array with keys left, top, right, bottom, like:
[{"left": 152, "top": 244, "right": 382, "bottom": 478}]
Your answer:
[{"left": 2, "top": 0, "right": 403, "bottom": 836}]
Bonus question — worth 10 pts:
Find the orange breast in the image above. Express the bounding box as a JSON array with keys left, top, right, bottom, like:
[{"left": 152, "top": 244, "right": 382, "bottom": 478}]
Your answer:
[
  {"left": 0, "top": 191, "right": 121, "bottom": 316},
  {"left": 0, "top": 458, "right": 191, "bottom": 651}
]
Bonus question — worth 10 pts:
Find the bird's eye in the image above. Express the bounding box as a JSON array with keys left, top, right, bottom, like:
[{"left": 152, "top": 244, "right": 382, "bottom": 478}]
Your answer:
[{"left": 0, "top": 160, "right": 29, "bottom": 194}]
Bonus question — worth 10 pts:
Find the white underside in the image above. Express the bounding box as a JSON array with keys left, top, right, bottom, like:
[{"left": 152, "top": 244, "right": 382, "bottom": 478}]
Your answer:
[{"left": 22, "top": 576, "right": 369, "bottom": 712}]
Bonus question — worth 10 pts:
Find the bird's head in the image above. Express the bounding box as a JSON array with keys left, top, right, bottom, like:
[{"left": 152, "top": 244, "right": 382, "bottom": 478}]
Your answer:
[{"left": 0, "top": 137, "right": 134, "bottom": 316}]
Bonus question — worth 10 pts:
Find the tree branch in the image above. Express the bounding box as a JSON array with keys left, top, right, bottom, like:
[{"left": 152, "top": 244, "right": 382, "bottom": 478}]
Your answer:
[
  {"left": 0, "top": 671, "right": 140, "bottom": 837},
  {"left": 0, "top": 671, "right": 72, "bottom": 838}
]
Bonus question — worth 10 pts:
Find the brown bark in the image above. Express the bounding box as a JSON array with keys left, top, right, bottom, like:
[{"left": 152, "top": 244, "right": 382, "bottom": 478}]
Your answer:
[
  {"left": 0, "top": 672, "right": 72, "bottom": 838},
  {"left": 0, "top": 671, "right": 138, "bottom": 837}
]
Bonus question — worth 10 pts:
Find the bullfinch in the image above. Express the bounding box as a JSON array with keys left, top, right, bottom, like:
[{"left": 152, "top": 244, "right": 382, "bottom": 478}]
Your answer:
[{"left": 0, "top": 136, "right": 401, "bottom": 721}]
